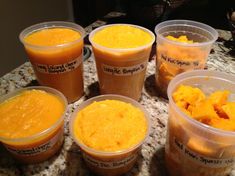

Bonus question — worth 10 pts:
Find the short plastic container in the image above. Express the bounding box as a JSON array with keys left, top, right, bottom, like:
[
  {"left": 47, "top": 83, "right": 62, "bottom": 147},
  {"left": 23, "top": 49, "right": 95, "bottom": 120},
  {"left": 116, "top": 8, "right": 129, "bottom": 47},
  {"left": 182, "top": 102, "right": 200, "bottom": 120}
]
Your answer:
[
  {"left": 19, "top": 21, "right": 85, "bottom": 103},
  {"left": 69, "top": 94, "right": 150, "bottom": 176},
  {"left": 155, "top": 20, "right": 218, "bottom": 97},
  {"left": 89, "top": 24, "right": 155, "bottom": 101},
  {"left": 166, "top": 70, "right": 235, "bottom": 176},
  {"left": 0, "top": 86, "right": 68, "bottom": 163}
]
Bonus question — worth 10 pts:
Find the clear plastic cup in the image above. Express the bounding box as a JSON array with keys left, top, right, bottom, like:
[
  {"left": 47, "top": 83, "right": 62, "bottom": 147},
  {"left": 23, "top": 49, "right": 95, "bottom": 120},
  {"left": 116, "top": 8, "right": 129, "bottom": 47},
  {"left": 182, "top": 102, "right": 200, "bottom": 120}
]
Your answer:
[
  {"left": 166, "top": 70, "right": 235, "bottom": 176},
  {"left": 19, "top": 21, "right": 85, "bottom": 103},
  {"left": 89, "top": 24, "right": 155, "bottom": 101},
  {"left": 155, "top": 20, "right": 218, "bottom": 97},
  {"left": 69, "top": 94, "right": 150, "bottom": 176},
  {"left": 0, "top": 86, "right": 68, "bottom": 163}
]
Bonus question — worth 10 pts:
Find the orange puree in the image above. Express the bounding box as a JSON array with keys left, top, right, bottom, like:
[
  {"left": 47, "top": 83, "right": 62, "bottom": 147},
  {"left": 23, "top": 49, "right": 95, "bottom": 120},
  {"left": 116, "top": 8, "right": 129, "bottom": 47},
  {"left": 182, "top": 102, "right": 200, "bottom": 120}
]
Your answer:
[
  {"left": 90, "top": 25, "right": 154, "bottom": 100},
  {"left": 92, "top": 25, "right": 153, "bottom": 49},
  {"left": 0, "top": 89, "right": 64, "bottom": 139},
  {"left": 23, "top": 27, "right": 84, "bottom": 103},
  {"left": 73, "top": 100, "right": 147, "bottom": 151},
  {"left": 24, "top": 28, "right": 81, "bottom": 46},
  {"left": 173, "top": 85, "right": 235, "bottom": 131}
]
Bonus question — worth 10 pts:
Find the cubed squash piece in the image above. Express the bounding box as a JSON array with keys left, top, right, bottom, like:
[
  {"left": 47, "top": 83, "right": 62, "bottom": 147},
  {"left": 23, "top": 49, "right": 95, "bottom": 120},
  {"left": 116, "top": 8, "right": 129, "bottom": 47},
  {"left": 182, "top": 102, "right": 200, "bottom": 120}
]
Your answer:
[
  {"left": 173, "top": 85, "right": 206, "bottom": 106},
  {"left": 191, "top": 100, "right": 220, "bottom": 125}
]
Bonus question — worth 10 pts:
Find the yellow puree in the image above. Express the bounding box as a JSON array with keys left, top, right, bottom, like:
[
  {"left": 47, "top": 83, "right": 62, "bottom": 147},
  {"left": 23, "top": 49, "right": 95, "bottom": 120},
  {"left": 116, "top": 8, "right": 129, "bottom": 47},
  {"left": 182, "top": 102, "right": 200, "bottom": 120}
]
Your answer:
[
  {"left": 92, "top": 25, "right": 153, "bottom": 49},
  {"left": 0, "top": 90, "right": 64, "bottom": 139},
  {"left": 173, "top": 85, "right": 235, "bottom": 131},
  {"left": 73, "top": 100, "right": 147, "bottom": 152},
  {"left": 24, "top": 28, "right": 81, "bottom": 46}
]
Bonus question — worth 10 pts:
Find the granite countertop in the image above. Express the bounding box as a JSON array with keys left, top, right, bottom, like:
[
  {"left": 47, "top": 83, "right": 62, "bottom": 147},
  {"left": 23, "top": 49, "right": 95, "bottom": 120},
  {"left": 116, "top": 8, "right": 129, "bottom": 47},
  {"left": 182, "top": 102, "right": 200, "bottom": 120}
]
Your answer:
[{"left": 0, "top": 12, "right": 235, "bottom": 176}]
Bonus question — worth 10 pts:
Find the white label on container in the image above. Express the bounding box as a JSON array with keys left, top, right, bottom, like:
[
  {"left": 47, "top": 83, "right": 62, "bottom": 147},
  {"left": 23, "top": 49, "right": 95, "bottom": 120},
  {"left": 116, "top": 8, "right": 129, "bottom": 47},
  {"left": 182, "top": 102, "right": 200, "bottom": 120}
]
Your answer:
[
  {"left": 102, "top": 61, "right": 147, "bottom": 76},
  {"left": 34, "top": 55, "right": 82, "bottom": 74},
  {"left": 173, "top": 137, "right": 234, "bottom": 168},
  {"left": 5, "top": 128, "right": 63, "bottom": 156},
  {"left": 83, "top": 152, "right": 138, "bottom": 169},
  {"left": 160, "top": 54, "right": 202, "bottom": 69}
]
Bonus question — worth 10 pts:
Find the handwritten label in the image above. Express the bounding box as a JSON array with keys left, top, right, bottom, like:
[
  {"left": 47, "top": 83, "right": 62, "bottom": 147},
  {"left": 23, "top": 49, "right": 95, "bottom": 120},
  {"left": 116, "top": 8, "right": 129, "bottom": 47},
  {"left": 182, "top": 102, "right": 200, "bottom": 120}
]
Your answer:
[
  {"left": 102, "top": 62, "right": 147, "bottom": 76},
  {"left": 160, "top": 54, "right": 202, "bottom": 69},
  {"left": 5, "top": 128, "right": 63, "bottom": 156},
  {"left": 173, "top": 137, "right": 234, "bottom": 168},
  {"left": 34, "top": 56, "right": 82, "bottom": 74},
  {"left": 83, "top": 153, "right": 138, "bottom": 169}
]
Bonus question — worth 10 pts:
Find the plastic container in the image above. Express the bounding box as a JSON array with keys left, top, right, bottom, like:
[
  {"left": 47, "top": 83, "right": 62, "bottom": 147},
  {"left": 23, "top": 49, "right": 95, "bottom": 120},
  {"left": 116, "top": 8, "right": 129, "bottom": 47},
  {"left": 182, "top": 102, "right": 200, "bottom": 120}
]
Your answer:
[
  {"left": 166, "top": 70, "right": 235, "bottom": 176},
  {"left": 89, "top": 24, "right": 155, "bottom": 101},
  {"left": 69, "top": 94, "right": 150, "bottom": 176},
  {"left": 0, "top": 86, "right": 68, "bottom": 163},
  {"left": 155, "top": 20, "right": 218, "bottom": 97},
  {"left": 19, "top": 21, "right": 85, "bottom": 103}
]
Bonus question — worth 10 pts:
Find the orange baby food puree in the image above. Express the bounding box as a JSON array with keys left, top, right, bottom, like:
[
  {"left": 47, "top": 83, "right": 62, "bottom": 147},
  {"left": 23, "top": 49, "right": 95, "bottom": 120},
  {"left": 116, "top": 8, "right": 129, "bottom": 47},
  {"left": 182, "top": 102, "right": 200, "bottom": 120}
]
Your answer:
[
  {"left": 24, "top": 28, "right": 81, "bottom": 46},
  {"left": 92, "top": 25, "right": 152, "bottom": 48},
  {"left": 73, "top": 100, "right": 147, "bottom": 151},
  {"left": 23, "top": 26, "right": 84, "bottom": 103},
  {"left": 0, "top": 89, "right": 65, "bottom": 163},
  {"left": 90, "top": 25, "right": 154, "bottom": 100}
]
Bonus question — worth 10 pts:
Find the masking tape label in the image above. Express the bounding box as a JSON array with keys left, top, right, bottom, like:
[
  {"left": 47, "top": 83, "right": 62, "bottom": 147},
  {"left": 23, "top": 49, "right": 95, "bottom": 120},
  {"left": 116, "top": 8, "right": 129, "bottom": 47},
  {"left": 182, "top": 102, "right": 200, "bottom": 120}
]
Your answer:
[
  {"left": 102, "top": 61, "right": 147, "bottom": 76},
  {"left": 34, "top": 55, "right": 82, "bottom": 74},
  {"left": 160, "top": 54, "right": 203, "bottom": 69},
  {"left": 83, "top": 152, "right": 138, "bottom": 169},
  {"left": 5, "top": 128, "right": 63, "bottom": 156},
  {"left": 173, "top": 137, "right": 234, "bottom": 168}
]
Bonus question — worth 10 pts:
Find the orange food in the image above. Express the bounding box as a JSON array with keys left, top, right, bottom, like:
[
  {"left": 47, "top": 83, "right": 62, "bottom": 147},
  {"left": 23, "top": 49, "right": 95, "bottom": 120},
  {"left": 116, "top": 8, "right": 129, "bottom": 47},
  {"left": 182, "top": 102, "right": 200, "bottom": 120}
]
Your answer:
[
  {"left": 73, "top": 100, "right": 147, "bottom": 151},
  {"left": 155, "top": 35, "right": 208, "bottom": 96},
  {"left": 0, "top": 89, "right": 65, "bottom": 163},
  {"left": 24, "top": 27, "right": 84, "bottom": 103},
  {"left": 24, "top": 28, "right": 81, "bottom": 46},
  {"left": 72, "top": 98, "right": 148, "bottom": 176},
  {"left": 173, "top": 85, "right": 235, "bottom": 131},
  {"left": 90, "top": 25, "right": 154, "bottom": 100},
  {"left": 92, "top": 25, "right": 153, "bottom": 48},
  {"left": 166, "top": 35, "right": 194, "bottom": 44},
  {"left": 166, "top": 85, "right": 235, "bottom": 176}
]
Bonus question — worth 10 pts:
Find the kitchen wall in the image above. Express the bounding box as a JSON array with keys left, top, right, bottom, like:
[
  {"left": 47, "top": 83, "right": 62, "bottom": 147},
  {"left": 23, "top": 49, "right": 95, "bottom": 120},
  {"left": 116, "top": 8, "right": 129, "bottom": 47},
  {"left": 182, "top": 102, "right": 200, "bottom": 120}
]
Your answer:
[{"left": 0, "top": 0, "right": 73, "bottom": 76}]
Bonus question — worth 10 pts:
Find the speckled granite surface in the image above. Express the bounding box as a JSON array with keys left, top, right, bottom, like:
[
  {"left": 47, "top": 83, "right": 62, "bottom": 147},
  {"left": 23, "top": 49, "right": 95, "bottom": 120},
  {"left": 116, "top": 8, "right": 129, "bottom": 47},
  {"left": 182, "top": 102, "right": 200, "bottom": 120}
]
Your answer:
[{"left": 0, "top": 12, "right": 235, "bottom": 176}]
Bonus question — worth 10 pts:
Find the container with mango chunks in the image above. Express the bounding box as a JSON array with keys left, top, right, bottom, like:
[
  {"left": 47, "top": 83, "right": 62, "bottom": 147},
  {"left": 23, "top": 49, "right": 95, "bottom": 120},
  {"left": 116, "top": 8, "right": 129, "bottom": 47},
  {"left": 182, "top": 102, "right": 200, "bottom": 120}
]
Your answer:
[
  {"left": 155, "top": 20, "right": 218, "bottom": 97},
  {"left": 166, "top": 70, "right": 235, "bottom": 176}
]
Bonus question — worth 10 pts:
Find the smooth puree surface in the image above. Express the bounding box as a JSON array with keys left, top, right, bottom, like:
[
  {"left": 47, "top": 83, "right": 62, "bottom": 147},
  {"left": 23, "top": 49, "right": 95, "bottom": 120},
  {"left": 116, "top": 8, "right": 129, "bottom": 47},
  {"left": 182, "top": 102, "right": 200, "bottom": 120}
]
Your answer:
[
  {"left": 73, "top": 100, "right": 147, "bottom": 152},
  {"left": 92, "top": 25, "right": 153, "bottom": 49},
  {"left": 24, "top": 28, "right": 81, "bottom": 46},
  {"left": 0, "top": 89, "right": 65, "bottom": 139}
]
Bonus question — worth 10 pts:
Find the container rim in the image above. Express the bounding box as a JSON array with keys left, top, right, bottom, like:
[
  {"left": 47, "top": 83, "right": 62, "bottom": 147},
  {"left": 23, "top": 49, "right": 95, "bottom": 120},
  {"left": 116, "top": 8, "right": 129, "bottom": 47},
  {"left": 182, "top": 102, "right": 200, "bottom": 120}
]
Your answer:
[
  {"left": 0, "top": 86, "right": 68, "bottom": 143},
  {"left": 89, "top": 23, "right": 155, "bottom": 52},
  {"left": 154, "top": 19, "right": 218, "bottom": 47},
  {"left": 19, "top": 21, "right": 86, "bottom": 49},
  {"left": 69, "top": 94, "right": 151, "bottom": 156},
  {"left": 167, "top": 70, "right": 235, "bottom": 137}
]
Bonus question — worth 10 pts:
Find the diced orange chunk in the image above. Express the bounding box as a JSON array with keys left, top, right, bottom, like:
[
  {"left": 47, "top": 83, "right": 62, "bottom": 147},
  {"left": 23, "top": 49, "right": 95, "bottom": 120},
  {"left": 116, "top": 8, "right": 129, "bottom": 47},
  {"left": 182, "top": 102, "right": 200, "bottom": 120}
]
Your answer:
[
  {"left": 208, "top": 90, "right": 229, "bottom": 111},
  {"left": 211, "top": 117, "right": 235, "bottom": 131},
  {"left": 191, "top": 100, "right": 220, "bottom": 125},
  {"left": 221, "top": 102, "right": 235, "bottom": 120},
  {"left": 166, "top": 35, "right": 194, "bottom": 44},
  {"left": 173, "top": 85, "right": 206, "bottom": 107},
  {"left": 187, "top": 137, "right": 216, "bottom": 156}
]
